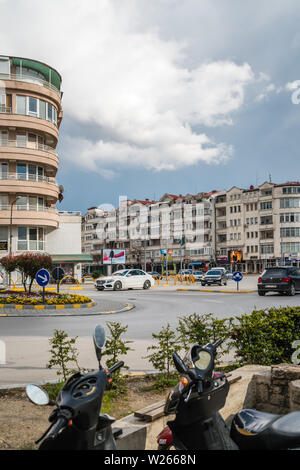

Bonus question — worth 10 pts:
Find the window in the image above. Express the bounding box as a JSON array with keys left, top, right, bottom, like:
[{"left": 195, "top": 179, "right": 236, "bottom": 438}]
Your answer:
[
  {"left": 0, "top": 131, "right": 8, "bottom": 145},
  {"left": 281, "top": 242, "right": 300, "bottom": 254},
  {"left": 260, "top": 215, "right": 273, "bottom": 225},
  {"left": 282, "top": 187, "right": 300, "bottom": 194},
  {"left": 16, "top": 163, "right": 44, "bottom": 181},
  {"left": 261, "top": 245, "right": 274, "bottom": 254},
  {"left": 280, "top": 198, "right": 300, "bottom": 209},
  {"left": 17, "top": 227, "right": 44, "bottom": 251},
  {"left": 280, "top": 227, "right": 300, "bottom": 238},
  {"left": 16, "top": 95, "right": 26, "bottom": 115},
  {"left": 0, "top": 57, "right": 10, "bottom": 74},
  {"left": 260, "top": 201, "right": 272, "bottom": 210},
  {"left": 0, "top": 195, "right": 8, "bottom": 210},
  {"left": 16, "top": 95, "right": 57, "bottom": 125},
  {"left": 0, "top": 227, "right": 8, "bottom": 251},
  {"left": 28, "top": 97, "right": 38, "bottom": 117},
  {"left": 0, "top": 163, "right": 8, "bottom": 178},
  {"left": 280, "top": 213, "right": 300, "bottom": 223}
]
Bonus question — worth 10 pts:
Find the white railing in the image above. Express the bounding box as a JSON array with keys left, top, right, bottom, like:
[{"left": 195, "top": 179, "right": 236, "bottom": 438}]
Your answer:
[
  {"left": 0, "top": 105, "right": 12, "bottom": 114},
  {"left": 0, "top": 205, "right": 57, "bottom": 212},
  {"left": 0, "top": 73, "right": 61, "bottom": 97},
  {"left": 0, "top": 172, "right": 57, "bottom": 185},
  {"left": 0, "top": 139, "right": 57, "bottom": 155}
]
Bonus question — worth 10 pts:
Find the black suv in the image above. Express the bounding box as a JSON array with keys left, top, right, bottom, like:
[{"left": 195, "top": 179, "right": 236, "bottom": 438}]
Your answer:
[{"left": 257, "top": 267, "right": 300, "bottom": 296}]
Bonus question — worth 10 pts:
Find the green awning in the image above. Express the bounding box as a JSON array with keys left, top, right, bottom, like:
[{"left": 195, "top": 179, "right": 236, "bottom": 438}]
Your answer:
[
  {"left": 51, "top": 254, "right": 93, "bottom": 263},
  {"left": 12, "top": 57, "right": 61, "bottom": 91}
]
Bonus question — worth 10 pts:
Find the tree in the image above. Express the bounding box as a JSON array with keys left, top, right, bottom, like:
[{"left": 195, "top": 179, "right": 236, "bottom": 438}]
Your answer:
[
  {"left": 101, "top": 321, "right": 133, "bottom": 394},
  {"left": 47, "top": 329, "right": 81, "bottom": 381},
  {"left": 0, "top": 253, "right": 53, "bottom": 292},
  {"left": 145, "top": 323, "right": 181, "bottom": 378}
]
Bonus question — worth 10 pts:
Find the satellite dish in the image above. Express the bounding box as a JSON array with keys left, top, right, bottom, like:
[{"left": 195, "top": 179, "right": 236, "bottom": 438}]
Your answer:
[{"left": 59, "top": 185, "right": 64, "bottom": 193}]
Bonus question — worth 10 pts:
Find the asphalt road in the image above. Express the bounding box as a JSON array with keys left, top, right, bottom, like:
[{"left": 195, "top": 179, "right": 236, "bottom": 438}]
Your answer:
[{"left": 1, "top": 286, "right": 300, "bottom": 386}]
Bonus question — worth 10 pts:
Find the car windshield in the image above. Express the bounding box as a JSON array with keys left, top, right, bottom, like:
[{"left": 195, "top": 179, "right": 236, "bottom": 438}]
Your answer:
[
  {"left": 262, "top": 268, "right": 287, "bottom": 278},
  {"left": 193, "top": 271, "right": 202, "bottom": 275},
  {"left": 112, "top": 270, "right": 128, "bottom": 276},
  {"left": 207, "top": 270, "right": 222, "bottom": 275}
]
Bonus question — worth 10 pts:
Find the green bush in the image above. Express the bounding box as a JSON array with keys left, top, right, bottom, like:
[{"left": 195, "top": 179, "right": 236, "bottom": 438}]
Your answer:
[
  {"left": 230, "top": 307, "right": 300, "bottom": 365},
  {"left": 177, "top": 313, "right": 233, "bottom": 361}
]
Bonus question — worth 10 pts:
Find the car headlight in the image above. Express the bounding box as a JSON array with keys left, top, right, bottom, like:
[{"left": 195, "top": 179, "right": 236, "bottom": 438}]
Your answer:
[{"left": 105, "top": 279, "right": 113, "bottom": 283}]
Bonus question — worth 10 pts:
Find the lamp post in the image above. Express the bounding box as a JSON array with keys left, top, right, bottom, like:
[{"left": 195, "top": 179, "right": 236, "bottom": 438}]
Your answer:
[{"left": 8, "top": 196, "right": 20, "bottom": 286}]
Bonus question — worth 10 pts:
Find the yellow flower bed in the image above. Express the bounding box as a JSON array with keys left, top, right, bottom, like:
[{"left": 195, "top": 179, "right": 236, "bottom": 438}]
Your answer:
[{"left": 0, "top": 294, "right": 92, "bottom": 305}]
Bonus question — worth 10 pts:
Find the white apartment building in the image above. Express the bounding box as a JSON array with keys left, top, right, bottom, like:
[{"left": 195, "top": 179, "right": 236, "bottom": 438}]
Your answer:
[
  {"left": 82, "top": 192, "right": 219, "bottom": 275},
  {"left": 82, "top": 180, "right": 300, "bottom": 275}
]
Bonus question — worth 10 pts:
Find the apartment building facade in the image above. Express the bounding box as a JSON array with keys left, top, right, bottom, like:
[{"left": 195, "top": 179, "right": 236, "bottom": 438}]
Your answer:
[
  {"left": 82, "top": 192, "right": 218, "bottom": 275},
  {"left": 0, "top": 55, "right": 87, "bottom": 280},
  {"left": 83, "top": 180, "right": 300, "bottom": 275},
  {"left": 214, "top": 181, "right": 300, "bottom": 272}
]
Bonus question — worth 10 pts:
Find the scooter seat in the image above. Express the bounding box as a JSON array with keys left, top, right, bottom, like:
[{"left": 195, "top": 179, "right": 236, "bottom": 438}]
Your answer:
[{"left": 231, "top": 409, "right": 300, "bottom": 450}]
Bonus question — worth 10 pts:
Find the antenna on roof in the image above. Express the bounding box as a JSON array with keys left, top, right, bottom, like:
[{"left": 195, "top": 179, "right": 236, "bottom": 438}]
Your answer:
[{"left": 269, "top": 173, "right": 272, "bottom": 183}]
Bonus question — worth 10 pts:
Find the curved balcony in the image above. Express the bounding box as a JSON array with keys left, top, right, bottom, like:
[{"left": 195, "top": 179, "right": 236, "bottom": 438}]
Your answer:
[
  {"left": 0, "top": 173, "right": 58, "bottom": 200},
  {"left": 0, "top": 206, "right": 59, "bottom": 228},
  {"left": 0, "top": 73, "right": 61, "bottom": 103},
  {"left": 0, "top": 140, "right": 58, "bottom": 172},
  {"left": 0, "top": 113, "right": 59, "bottom": 145}
]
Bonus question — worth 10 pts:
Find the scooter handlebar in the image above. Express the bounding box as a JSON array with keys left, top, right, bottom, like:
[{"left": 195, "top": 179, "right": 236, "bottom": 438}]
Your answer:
[{"left": 108, "top": 361, "right": 124, "bottom": 375}]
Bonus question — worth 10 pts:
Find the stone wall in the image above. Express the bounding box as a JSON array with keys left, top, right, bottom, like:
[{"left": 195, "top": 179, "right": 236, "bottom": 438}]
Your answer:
[{"left": 253, "top": 364, "right": 300, "bottom": 414}]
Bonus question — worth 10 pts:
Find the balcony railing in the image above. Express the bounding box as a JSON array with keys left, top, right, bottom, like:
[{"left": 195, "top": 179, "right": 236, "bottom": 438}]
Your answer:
[
  {"left": 0, "top": 172, "right": 57, "bottom": 185},
  {"left": 0, "top": 105, "right": 12, "bottom": 114},
  {"left": 0, "top": 139, "right": 58, "bottom": 156},
  {"left": 0, "top": 204, "right": 57, "bottom": 212},
  {"left": 0, "top": 73, "right": 61, "bottom": 97}
]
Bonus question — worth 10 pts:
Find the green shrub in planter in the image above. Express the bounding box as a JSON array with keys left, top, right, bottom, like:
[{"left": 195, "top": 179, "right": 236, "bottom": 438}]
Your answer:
[{"left": 230, "top": 307, "right": 300, "bottom": 365}]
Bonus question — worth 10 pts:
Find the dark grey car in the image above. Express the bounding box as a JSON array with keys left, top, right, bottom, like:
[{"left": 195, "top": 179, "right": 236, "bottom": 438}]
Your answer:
[
  {"left": 201, "top": 269, "right": 227, "bottom": 286},
  {"left": 258, "top": 267, "right": 300, "bottom": 296}
]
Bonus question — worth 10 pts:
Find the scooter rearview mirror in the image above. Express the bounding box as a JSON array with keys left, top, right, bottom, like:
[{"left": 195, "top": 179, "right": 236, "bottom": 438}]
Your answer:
[
  {"left": 93, "top": 325, "right": 106, "bottom": 363},
  {"left": 173, "top": 352, "right": 188, "bottom": 375},
  {"left": 26, "top": 384, "right": 50, "bottom": 406}
]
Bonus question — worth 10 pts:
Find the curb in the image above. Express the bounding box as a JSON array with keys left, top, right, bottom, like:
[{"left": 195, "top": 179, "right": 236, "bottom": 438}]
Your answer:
[
  {"left": 176, "top": 288, "right": 255, "bottom": 294},
  {"left": 0, "top": 302, "right": 135, "bottom": 317},
  {"left": 0, "top": 301, "right": 97, "bottom": 310}
]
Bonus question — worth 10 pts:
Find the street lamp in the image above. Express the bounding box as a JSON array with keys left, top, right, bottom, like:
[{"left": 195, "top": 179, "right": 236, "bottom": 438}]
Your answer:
[
  {"left": 9, "top": 196, "right": 21, "bottom": 256},
  {"left": 8, "top": 196, "right": 21, "bottom": 286}
]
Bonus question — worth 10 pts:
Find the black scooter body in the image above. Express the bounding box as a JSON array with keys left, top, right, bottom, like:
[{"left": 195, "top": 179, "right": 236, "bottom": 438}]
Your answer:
[
  {"left": 165, "top": 373, "right": 236, "bottom": 450},
  {"left": 38, "top": 370, "right": 116, "bottom": 450}
]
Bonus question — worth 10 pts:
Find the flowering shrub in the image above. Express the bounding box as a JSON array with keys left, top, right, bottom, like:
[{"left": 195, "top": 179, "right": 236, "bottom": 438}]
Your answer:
[{"left": 0, "top": 293, "right": 92, "bottom": 305}]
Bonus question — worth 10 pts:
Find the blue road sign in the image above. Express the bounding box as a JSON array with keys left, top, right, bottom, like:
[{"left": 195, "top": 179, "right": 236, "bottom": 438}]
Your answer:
[
  {"left": 232, "top": 271, "right": 243, "bottom": 282},
  {"left": 36, "top": 269, "right": 50, "bottom": 287}
]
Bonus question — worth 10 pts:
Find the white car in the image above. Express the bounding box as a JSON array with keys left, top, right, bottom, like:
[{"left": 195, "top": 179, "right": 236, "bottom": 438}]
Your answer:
[{"left": 95, "top": 269, "right": 155, "bottom": 291}]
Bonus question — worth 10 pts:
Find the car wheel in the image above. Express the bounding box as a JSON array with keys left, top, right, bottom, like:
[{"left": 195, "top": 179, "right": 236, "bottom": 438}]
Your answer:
[
  {"left": 113, "top": 281, "right": 122, "bottom": 291},
  {"left": 258, "top": 291, "right": 265, "bottom": 296},
  {"left": 143, "top": 280, "right": 151, "bottom": 290},
  {"left": 288, "top": 283, "right": 296, "bottom": 296}
]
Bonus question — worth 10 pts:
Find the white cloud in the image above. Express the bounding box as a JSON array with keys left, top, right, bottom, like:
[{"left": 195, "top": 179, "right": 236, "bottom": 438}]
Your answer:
[{"left": 0, "top": 0, "right": 254, "bottom": 175}]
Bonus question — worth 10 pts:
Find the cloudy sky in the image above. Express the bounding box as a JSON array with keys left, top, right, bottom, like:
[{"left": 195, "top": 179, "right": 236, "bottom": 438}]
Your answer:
[{"left": 1, "top": 0, "right": 300, "bottom": 211}]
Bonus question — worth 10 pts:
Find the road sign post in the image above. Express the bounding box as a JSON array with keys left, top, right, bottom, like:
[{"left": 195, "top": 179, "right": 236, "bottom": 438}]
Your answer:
[
  {"left": 52, "top": 267, "right": 65, "bottom": 293},
  {"left": 232, "top": 271, "right": 243, "bottom": 291},
  {"left": 36, "top": 269, "right": 50, "bottom": 303}
]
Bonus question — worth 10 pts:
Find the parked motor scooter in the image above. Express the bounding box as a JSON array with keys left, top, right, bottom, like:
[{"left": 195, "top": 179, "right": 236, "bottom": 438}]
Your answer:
[
  {"left": 26, "top": 325, "right": 124, "bottom": 450},
  {"left": 157, "top": 339, "right": 300, "bottom": 450}
]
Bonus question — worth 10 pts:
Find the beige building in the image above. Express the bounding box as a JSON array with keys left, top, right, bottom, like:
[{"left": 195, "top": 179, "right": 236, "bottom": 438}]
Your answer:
[
  {"left": 82, "top": 192, "right": 219, "bottom": 275},
  {"left": 83, "top": 181, "right": 300, "bottom": 275},
  {"left": 214, "top": 181, "right": 300, "bottom": 272},
  {"left": 0, "top": 55, "right": 89, "bottom": 281}
]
